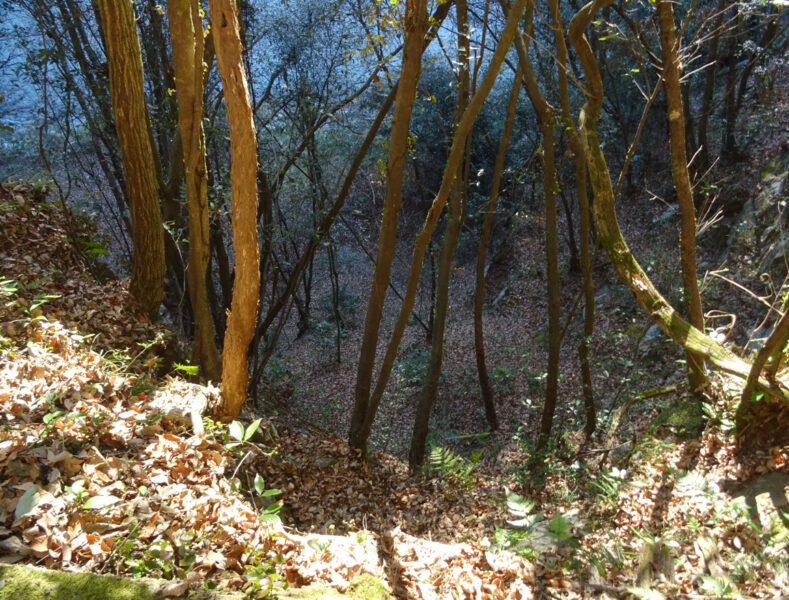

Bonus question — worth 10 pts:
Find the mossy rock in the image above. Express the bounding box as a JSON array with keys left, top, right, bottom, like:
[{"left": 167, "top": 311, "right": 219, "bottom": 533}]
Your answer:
[
  {"left": 274, "top": 574, "right": 392, "bottom": 599},
  {"left": 650, "top": 398, "right": 706, "bottom": 439},
  {"left": 0, "top": 564, "right": 242, "bottom": 600}
]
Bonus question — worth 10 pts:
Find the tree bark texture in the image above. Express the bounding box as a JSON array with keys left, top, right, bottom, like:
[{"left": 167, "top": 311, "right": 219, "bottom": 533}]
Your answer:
[
  {"left": 656, "top": 0, "right": 708, "bottom": 393},
  {"left": 167, "top": 0, "right": 222, "bottom": 382},
  {"left": 95, "top": 0, "right": 165, "bottom": 320},
  {"left": 209, "top": 0, "right": 260, "bottom": 420}
]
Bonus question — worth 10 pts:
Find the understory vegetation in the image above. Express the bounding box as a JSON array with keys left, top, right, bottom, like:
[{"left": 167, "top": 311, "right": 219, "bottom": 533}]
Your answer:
[{"left": 1, "top": 0, "right": 788, "bottom": 598}]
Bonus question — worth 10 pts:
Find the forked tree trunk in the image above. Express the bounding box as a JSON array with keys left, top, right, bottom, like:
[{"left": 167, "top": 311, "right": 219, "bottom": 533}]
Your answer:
[
  {"left": 349, "top": 0, "right": 528, "bottom": 454},
  {"left": 506, "top": 0, "right": 562, "bottom": 448},
  {"left": 209, "top": 0, "right": 260, "bottom": 420},
  {"left": 550, "top": 0, "right": 596, "bottom": 437},
  {"left": 349, "top": 0, "right": 430, "bottom": 452},
  {"left": 656, "top": 0, "right": 708, "bottom": 393},
  {"left": 95, "top": 0, "right": 165, "bottom": 320},
  {"left": 409, "top": 0, "right": 470, "bottom": 469},
  {"left": 167, "top": 0, "right": 222, "bottom": 382},
  {"left": 474, "top": 69, "right": 521, "bottom": 434}
]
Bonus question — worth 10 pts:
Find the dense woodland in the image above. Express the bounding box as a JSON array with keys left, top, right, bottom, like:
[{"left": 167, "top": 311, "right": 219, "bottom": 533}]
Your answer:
[{"left": 0, "top": 0, "right": 788, "bottom": 598}]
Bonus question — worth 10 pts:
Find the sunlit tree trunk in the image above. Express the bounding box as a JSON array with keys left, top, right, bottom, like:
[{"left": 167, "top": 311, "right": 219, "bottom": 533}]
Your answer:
[
  {"left": 209, "top": 0, "right": 260, "bottom": 420},
  {"left": 167, "top": 0, "right": 222, "bottom": 381},
  {"left": 656, "top": 0, "right": 708, "bottom": 393},
  {"left": 349, "top": 0, "right": 430, "bottom": 452},
  {"left": 95, "top": 0, "right": 165, "bottom": 320},
  {"left": 409, "top": 0, "right": 470, "bottom": 469}
]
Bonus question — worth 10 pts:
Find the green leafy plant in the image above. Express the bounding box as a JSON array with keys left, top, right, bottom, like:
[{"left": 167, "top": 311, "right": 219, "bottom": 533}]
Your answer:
[
  {"left": 65, "top": 479, "right": 120, "bottom": 510},
  {"left": 698, "top": 576, "right": 737, "bottom": 597},
  {"left": 546, "top": 512, "right": 581, "bottom": 549},
  {"left": 493, "top": 488, "right": 543, "bottom": 558},
  {"left": 242, "top": 547, "right": 284, "bottom": 597},
  {"left": 172, "top": 362, "right": 199, "bottom": 376},
  {"left": 589, "top": 467, "right": 628, "bottom": 507},
  {"left": 307, "top": 539, "right": 331, "bottom": 553},
  {"left": 428, "top": 446, "right": 480, "bottom": 488},
  {"left": 227, "top": 418, "right": 262, "bottom": 449},
  {"left": 253, "top": 474, "right": 282, "bottom": 523}
]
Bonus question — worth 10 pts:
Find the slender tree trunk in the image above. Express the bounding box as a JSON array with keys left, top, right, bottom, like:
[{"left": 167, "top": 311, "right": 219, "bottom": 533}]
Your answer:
[
  {"left": 349, "top": 0, "right": 430, "bottom": 452},
  {"left": 409, "top": 0, "right": 470, "bottom": 469},
  {"left": 167, "top": 0, "right": 222, "bottom": 381},
  {"left": 656, "top": 0, "right": 708, "bottom": 393},
  {"left": 697, "top": 0, "right": 727, "bottom": 173},
  {"left": 349, "top": 0, "right": 528, "bottom": 454},
  {"left": 245, "top": 1, "right": 454, "bottom": 392},
  {"left": 550, "top": 0, "right": 596, "bottom": 437},
  {"left": 474, "top": 70, "right": 521, "bottom": 433},
  {"left": 209, "top": 0, "right": 260, "bottom": 420},
  {"left": 95, "top": 0, "right": 165, "bottom": 320},
  {"left": 506, "top": 0, "right": 561, "bottom": 448}
]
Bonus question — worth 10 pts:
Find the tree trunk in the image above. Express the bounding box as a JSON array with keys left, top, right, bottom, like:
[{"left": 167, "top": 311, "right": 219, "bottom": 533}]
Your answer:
[
  {"left": 656, "top": 0, "right": 708, "bottom": 393},
  {"left": 506, "top": 0, "right": 562, "bottom": 449},
  {"left": 167, "top": 0, "right": 222, "bottom": 381},
  {"left": 409, "top": 0, "right": 470, "bottom": 470},
  {"left": 95, "top": 0, "right": 165, "bottom": 320},
  {"left": 209, "top": 0, "right": 260, "bottom": 420},
  {"left": 737, "top": 308, "right": 789, "bottom": 448},
  {"left": 349, "top": 0, "right": 528, "bottom": 454},
  {"left": 474, "top": 70, "right": 521, "bottom": 434},
  {"left": 697, "top": 0, "right": 727, "bottom": 174},
  {"left": 550, "top": 0, "right": 596, "bottom": 437},
  {"left": 349, "top": 0, "right": 430, "bottom": 452}
]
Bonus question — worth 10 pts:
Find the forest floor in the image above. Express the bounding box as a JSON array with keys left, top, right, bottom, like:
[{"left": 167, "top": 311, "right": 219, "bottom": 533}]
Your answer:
[{"left": 2, "top": 81, "right": 789, "bottom": 599}]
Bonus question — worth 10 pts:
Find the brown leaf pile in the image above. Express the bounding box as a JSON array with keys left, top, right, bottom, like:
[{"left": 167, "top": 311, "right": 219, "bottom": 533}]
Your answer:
[{"left": 0, "top": 182, "right": 536, "bottom": 599}]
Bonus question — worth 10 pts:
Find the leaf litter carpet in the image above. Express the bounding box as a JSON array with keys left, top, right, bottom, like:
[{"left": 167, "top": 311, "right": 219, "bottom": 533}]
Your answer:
[
  {"left": 0, "top": 183, "right": 536, "bottom": 598},
  {"left": 2, "top": 182, "right": 788, "bottom": 599}
]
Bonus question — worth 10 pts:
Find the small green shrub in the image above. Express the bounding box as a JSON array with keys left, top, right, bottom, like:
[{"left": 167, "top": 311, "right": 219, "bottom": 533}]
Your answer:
[{"left": 393, "top": 345, "right": 431, "bottom": 387}]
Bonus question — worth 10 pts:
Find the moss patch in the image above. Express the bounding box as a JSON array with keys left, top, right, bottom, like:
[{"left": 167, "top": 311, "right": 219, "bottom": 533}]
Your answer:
[
  {"left": 0, "top": 564, "right": 243, "bottom": 600},
  {"left": 345, "top": 574, "right": 391, "bottom": 599},
  {"left": 275, "top": 574, "right": 392, "bottom": 599},
  {"left": 0, "top": 564, "right": 163, "bottom": 600},
  {"left": 650, "top": 398, "right": 706, "bottom": 439}
]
